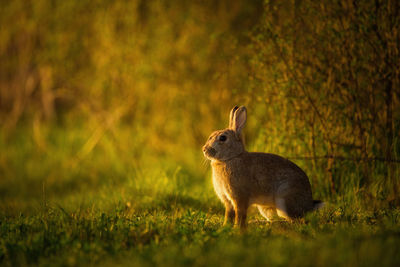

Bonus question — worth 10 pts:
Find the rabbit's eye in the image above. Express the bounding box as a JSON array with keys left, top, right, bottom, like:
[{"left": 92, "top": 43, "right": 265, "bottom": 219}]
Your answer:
[{"left": 218, "top": 135, "right": 227, "bottom": 142}]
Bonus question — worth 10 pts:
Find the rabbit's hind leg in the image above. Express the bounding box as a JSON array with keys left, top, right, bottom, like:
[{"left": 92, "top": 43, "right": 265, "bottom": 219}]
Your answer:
[
  {"left": 276, "top": 196, "right": 311, "bottom": 222},
  {"left": 257, "top": 205, "right": 277, "bottom": 222},
  {"left": 275, "top": 197, "right": 293, "bottom": 221}
]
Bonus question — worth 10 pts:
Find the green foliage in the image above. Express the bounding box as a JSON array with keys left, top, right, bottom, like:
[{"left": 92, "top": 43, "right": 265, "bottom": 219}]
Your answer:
[{"left": 248, "top": 0, "right": 400, "bottom": 197}]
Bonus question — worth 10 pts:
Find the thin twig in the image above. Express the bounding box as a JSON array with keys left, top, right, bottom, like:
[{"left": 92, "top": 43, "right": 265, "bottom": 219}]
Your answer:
[{"left": 286, "top": 155, "right": 400, "bottom": 163}]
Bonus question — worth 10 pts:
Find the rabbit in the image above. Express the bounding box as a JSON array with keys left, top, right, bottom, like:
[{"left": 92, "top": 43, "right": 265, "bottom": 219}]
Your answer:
[{"left": 202, "top": 106, "right": 323, "bottom": 228}]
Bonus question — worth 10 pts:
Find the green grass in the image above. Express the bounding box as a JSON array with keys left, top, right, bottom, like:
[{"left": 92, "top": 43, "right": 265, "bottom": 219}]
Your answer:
[
  {"left": 1, "top": 126, "right": 400, "bottom": 267},
  {"left": 2, "top": 198, "right": 400, "bottom": 267}
]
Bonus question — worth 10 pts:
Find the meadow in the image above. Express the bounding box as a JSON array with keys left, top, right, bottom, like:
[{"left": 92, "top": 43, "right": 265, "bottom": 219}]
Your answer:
[
  {"left": 1, "top": 123, "right": 400, "bottom": 267},
  {"left": 1, "top": 0, "right": 400, "bottom": 266}
]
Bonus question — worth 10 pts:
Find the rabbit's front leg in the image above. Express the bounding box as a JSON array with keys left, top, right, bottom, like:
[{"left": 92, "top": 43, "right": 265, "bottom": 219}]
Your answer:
[
  {"left": 223, "top": 201, "right": 235, "bottom": 225},
  {"left": 234, "top": 198, "right": 249, "bottom": 229}
]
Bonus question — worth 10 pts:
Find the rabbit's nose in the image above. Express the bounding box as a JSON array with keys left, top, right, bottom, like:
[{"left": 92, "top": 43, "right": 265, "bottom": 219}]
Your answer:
[{"left": 203, "top": 146, "right": 216, "bottom": 156}]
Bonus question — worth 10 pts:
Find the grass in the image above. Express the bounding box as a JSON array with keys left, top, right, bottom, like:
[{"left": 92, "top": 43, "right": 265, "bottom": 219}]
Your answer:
[
  {"left": 2, "top": 199, "right": 400, "bottom": 267},
  {"left": 1, "top": 126, "right": 400, "bottom": 267}
]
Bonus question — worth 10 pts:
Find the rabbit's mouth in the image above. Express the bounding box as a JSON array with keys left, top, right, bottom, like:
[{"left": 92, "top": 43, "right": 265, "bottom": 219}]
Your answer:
[{"left": 202, "top": 146, "right": 217, "bottom": 159}]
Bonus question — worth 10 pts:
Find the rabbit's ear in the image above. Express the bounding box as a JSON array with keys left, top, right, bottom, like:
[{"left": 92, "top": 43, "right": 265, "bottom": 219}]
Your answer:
[
  {"left": 232, "top": 106, "right": 247, "bottom": 135},
  {"left": 229, "top": 106, "right": 239, "bottom": 129}
]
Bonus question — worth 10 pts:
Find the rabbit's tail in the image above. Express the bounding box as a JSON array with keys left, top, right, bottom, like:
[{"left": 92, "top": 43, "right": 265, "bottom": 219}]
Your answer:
[{"left": 312, "top": 200, "right": 325, "bottom": 210}]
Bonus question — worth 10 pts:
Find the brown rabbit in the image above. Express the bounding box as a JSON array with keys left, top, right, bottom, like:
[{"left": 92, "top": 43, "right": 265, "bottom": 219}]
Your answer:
[{"left": 202, "top": 106, "right": 323, "bottom": 228}]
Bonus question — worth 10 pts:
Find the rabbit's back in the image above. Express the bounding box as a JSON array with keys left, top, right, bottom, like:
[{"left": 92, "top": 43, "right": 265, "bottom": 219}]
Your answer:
[
  {"left": 249, "top": 152, "right": 310, "bottom": 186},
  {"left": 225, "top": 152, "right": 313, "bottom": 207}
]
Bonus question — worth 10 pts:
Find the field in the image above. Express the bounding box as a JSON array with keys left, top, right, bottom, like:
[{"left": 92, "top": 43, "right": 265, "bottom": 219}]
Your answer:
[
  {"left": 1, "top": 0, "right": 400, "bottom": 266},
  {"left": 0, "top": 126, "right": 399, "bottom": 267}
]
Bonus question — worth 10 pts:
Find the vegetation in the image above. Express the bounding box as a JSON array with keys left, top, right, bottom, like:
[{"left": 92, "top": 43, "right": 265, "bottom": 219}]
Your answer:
[{"left": 0, "top": 0, "right": 399, "bottom": 266}]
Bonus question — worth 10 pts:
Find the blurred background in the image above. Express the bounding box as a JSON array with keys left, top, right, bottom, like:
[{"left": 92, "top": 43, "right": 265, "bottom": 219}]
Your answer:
[{"left": 0, "top": 0, "right": 399, "bottom": 212}]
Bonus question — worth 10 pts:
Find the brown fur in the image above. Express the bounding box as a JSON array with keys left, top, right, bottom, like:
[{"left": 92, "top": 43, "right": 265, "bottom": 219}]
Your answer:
[{"left": 203, "top": 106, "right": 322, "bottom": 229}]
